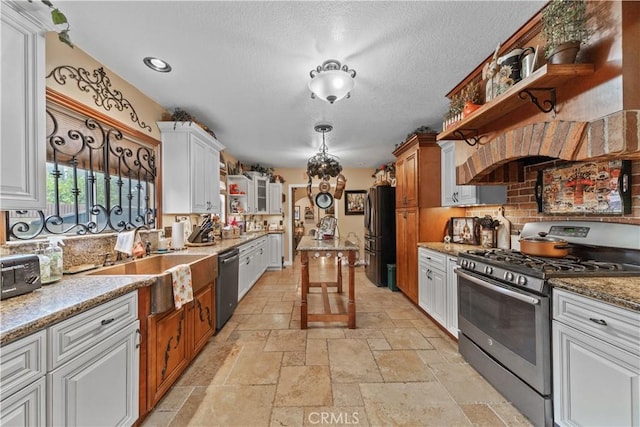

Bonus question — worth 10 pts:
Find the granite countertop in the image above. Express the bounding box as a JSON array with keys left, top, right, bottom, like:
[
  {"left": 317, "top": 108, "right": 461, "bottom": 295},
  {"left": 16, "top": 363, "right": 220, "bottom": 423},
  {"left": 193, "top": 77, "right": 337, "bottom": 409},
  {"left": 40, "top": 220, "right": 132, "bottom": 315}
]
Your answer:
[
  {"left": 297, "top": 236, "right": 358, "bottom": 252},
  {"left": 418, "top": 242, "right": 484, "bottom": 257},
  {"left": 419, "top": 241, "right": 640, "bottom": 313},
  {"left": 549, "top": 277, "right": 640, "bottom": 312},
  {"left": 0, "top": 232, "right": 270, "bottom": 346}
]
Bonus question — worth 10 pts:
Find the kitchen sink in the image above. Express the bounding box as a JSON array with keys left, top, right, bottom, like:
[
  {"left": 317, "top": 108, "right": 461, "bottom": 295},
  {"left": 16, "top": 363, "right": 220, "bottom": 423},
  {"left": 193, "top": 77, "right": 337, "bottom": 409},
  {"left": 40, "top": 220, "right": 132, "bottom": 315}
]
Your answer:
[{"left": 88, "top": 253, "right": 217, "bottom": 314}]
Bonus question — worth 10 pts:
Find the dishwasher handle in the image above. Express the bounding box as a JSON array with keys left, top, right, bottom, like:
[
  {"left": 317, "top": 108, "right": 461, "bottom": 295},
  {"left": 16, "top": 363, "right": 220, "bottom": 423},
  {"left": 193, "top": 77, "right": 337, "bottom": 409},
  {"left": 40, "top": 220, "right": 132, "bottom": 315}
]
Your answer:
[{"left": 221, "top": 254, "right": 239, "bottom": 264}]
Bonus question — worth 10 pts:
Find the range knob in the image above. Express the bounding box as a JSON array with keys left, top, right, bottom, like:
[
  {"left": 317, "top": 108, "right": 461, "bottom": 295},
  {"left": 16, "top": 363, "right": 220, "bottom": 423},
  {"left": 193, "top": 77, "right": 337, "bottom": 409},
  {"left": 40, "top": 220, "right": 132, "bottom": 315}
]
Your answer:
[
  {"left": 469, "top": 262, "right": 476, "bottom": 270},
  {"left": 517, "top": 276, "right": 528, "bottom": 286},
  {"left": 504, "top": 271, "right": 514, "bottom": 281},
  {"left": 484, "top": 266, "right": 493, "bottom": 275},
  {"left": 461, "top": 260, "right": 468, "bottom": 268}
]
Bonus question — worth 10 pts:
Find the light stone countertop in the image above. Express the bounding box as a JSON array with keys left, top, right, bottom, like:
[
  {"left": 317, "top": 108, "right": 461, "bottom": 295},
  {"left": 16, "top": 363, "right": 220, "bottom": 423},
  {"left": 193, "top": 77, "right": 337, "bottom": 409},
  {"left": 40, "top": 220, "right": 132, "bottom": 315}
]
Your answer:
[
  {"left": 0, "top": 232, "right": 269, "bottom": 346},
  {"left": 297, "top": 236, "right": 359, "bottom": 252},
  {"left": 419, "top": 241, "right": 640, "bottom": 313}
]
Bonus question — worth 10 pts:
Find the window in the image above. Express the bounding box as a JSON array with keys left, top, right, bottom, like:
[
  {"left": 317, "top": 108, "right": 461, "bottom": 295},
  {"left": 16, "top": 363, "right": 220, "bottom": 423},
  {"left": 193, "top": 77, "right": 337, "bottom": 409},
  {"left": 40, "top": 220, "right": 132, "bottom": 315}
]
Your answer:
[{"left": 7, "top": 101, "right": 157, "bottom": 240}]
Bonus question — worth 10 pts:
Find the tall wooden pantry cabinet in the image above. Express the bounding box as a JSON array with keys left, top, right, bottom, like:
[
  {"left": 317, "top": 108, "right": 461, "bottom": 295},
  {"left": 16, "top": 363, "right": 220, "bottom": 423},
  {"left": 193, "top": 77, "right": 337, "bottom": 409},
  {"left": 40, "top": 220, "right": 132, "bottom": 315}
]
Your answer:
[{"left": 393, "top": 133, "right": 463, "bottom": 305}]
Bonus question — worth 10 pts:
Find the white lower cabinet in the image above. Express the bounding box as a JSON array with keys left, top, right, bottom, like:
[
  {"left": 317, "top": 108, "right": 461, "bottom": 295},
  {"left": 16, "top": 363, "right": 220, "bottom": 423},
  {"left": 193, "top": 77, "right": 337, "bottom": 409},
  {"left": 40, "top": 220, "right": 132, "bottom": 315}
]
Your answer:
[
  {"left": 267, "top": 233, "right": 283, "bottom": 270},
  {"left": 238, "top": 236, "right": 269, "bottom": 301},
  {"left": 48, "top": 321, "right": 139, "bottom": 426},
  {"left": 0, "top": 292, "right": 139, "bottom": 427},
  {"left": 553, "top": 289, "right": 640, "bottom": 427},
  {"left": 418, "top": 248, "right": 458, "bottom": 338},
  {"left": 0, "top": 330, "right": 47, "bottom": 426},
  {"left": 1, "top": 377, "right": 46, "bottom": 426}
]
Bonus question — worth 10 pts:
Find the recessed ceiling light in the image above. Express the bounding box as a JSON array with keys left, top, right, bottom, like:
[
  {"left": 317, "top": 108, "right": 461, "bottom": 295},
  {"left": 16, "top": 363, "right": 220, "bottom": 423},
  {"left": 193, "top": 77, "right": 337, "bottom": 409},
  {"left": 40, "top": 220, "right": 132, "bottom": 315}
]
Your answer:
[{"left": 143, "top": 57, "right": 172, "bottom": 73}]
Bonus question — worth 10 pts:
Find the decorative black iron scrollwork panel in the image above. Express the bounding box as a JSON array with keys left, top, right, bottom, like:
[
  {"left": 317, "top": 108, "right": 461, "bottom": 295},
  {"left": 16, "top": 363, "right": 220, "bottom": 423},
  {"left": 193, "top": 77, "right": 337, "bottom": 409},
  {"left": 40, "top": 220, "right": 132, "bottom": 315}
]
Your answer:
[
  {"left": 47, "top": 65, "right": 153, "bottom": 132},
  {"left": 8, "top": 107, "right": 156, "bottom": 240}
]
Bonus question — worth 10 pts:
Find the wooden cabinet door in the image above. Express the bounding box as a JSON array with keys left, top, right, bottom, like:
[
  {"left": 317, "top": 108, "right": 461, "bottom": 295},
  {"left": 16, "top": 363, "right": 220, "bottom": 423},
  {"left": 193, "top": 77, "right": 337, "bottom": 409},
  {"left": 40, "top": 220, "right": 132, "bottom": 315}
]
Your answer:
[
  {"left": 403, "top": 151, "right": 418, "bottom": 207},
  {"left": 192, "top": 285, "right": 215, "bottom": 356},
  {"left": 148, "top": 307, "right": 189, "bottom": 406},
  {"left": 394, "top": 149, "right": 418, "bottom": 207},
  {"left": 395, "top": 157, "right": 406, "bottom": 207},
  {"left": 396, "top": 208, "right": 418, "bottom": 304}
]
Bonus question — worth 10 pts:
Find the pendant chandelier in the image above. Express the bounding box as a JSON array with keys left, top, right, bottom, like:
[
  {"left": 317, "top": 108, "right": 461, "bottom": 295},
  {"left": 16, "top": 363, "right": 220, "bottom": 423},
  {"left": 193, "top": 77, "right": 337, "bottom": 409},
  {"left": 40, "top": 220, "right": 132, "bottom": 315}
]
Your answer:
[
  {"left": 308, "top": 60, "right": 356, "bottom": 104},
  {"left": 307, "top": 124, "right": 342, "bottom": 179}
]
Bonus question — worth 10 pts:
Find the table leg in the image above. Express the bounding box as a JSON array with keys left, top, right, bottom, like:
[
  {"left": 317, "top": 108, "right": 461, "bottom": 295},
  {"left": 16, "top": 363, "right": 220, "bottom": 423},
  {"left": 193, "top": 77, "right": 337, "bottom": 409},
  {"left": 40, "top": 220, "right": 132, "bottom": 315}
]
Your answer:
[
  {"left": 301, "top": 250, "right": 309, "bottom": 329},
  {"left": 337, "top": 256, "right": 343, "bottom": 293},
  {"left": 348, "top": 250, "right": 356, "bottom": 329}
]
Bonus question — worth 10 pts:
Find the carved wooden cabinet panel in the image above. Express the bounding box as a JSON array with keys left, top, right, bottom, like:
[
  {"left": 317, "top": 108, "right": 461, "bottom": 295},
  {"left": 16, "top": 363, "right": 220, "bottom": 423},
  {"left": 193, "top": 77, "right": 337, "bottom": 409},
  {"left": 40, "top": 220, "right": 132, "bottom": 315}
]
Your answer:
[
  {"left": 144, "top": 281, "right": 216, "bottom": 413},
  {"left": 191, "top": 285, "right": 215, "bottom": 356},
  {"left": 148, "top": 306, "right": 189, "bottom": 407}
]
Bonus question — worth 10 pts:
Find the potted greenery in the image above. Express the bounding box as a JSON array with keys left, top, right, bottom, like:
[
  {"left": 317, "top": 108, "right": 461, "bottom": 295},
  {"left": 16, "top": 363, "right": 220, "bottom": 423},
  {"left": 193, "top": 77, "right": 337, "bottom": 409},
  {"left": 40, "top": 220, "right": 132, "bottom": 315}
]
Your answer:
[{"left": 542, "top": 0, "right": 590, "bottom": 64}]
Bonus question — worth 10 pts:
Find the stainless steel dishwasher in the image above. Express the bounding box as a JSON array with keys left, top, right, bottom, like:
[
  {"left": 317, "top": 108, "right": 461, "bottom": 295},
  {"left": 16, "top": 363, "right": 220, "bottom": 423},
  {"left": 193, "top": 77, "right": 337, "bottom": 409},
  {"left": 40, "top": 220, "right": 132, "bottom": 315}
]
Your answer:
[{"left": 216, "top": 248, "right": 239, "bottom": 331}]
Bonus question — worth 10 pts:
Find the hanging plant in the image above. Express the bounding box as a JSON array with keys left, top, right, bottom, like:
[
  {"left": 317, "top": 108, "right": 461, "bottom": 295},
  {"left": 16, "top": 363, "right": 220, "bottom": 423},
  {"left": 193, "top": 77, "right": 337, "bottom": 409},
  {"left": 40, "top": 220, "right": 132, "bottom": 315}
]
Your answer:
[{"left": 28, "top": 0, "right": 73, "bottom": 48}]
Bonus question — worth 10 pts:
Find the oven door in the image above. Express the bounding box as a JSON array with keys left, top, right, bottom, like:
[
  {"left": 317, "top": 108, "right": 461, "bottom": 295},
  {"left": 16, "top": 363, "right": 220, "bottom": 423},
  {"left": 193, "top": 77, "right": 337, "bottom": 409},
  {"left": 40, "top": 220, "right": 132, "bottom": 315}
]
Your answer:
[{"left": 456, "top": 268, "right": 551, "bottom": 395}]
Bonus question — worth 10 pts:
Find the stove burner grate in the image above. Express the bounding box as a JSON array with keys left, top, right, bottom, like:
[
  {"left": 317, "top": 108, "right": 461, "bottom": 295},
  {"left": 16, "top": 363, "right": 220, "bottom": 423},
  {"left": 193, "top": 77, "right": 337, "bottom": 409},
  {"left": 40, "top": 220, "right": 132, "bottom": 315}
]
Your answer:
[{"left": 466, "top": 249, "right": 626, "bottom": 273}]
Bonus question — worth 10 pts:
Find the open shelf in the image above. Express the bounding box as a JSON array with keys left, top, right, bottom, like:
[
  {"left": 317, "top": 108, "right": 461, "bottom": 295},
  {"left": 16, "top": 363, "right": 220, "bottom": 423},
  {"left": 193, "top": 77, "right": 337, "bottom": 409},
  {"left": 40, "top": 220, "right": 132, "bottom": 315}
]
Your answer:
[{"left": 437, "top": 63, "right": 594, "bottom": 141}]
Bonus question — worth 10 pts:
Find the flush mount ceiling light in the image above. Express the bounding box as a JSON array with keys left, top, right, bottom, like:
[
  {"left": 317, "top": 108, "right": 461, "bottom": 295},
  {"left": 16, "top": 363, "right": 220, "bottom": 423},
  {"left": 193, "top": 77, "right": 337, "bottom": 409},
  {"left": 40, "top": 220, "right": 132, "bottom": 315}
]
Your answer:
[
  {"left": 143, "top": 57, "right": 172, "bottom": 73},
  {"left": 307, "top": 124, "right": 343, "bottom": 179},
  {"left": 308, "top": 60, "right": 356, "bottom": 104}
]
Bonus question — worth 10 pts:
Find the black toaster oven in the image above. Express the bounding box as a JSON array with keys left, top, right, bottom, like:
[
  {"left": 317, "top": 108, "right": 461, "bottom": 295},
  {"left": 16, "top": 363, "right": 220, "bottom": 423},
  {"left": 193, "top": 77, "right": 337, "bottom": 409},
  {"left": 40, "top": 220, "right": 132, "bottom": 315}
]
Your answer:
[{"left": 1, "top": 254, "right": 41, "bottom": 300}]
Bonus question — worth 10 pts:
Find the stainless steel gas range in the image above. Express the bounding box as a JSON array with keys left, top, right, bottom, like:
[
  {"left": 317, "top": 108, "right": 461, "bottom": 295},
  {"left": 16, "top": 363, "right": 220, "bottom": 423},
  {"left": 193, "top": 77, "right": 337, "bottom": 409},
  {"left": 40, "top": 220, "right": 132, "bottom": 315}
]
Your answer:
[{"left": 455, "top": 221, "right": 640, "bottom": 427}]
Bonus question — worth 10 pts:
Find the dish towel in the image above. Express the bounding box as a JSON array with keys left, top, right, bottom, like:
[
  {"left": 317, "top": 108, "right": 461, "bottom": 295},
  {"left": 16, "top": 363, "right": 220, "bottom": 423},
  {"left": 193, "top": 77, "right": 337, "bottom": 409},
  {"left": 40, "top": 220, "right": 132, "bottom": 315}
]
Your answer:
[
  {"left": 114, "top": 230, "right": 136, "bottom": 255},
  {"left": 167, "top": 264, "right": 193, "bottom": 309}
]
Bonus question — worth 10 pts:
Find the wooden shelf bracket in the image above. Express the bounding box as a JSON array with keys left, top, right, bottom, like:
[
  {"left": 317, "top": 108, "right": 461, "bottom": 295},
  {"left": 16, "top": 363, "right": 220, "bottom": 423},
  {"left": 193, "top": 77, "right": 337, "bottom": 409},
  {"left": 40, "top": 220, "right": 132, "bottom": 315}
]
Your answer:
[
  {"left": 452, "top": 129, "right": 485, "bottom": 147},
  {"left": 518, "top": 87, "right": 557, "bottom": 117}
]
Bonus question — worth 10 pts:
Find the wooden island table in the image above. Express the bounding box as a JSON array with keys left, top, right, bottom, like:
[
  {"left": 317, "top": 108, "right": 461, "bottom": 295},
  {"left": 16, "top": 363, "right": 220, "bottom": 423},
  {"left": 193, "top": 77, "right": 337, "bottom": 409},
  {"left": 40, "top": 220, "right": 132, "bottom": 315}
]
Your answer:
[{"left": 297, "top": 236, "right": 358, "bottom": 329}]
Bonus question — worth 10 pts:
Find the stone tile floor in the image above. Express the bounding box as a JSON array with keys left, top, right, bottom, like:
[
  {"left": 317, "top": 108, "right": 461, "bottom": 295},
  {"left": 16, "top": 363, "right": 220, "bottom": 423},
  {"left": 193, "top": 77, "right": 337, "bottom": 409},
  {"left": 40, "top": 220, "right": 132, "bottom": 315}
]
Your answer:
[{"left": 142, "top": 257, "right": 532, "bottom": 426}]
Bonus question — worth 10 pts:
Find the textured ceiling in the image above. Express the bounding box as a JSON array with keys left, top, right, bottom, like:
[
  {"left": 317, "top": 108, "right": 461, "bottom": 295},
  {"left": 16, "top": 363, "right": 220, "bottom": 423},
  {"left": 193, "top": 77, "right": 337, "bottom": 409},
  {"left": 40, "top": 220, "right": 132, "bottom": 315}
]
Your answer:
[{"left": 56, "top": 1, "right": 545, "bottom": 169}]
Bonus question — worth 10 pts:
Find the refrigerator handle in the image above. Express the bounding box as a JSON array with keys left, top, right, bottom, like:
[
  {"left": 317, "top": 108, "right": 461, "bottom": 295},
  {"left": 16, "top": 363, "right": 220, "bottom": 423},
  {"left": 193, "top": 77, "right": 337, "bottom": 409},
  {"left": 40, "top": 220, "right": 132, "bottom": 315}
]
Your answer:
[
  {"left": 365, "top": 191, "right": 375, "bottom": 233},
  {"left": 364, "top": 192, "right": 371, "bottom": 230}
]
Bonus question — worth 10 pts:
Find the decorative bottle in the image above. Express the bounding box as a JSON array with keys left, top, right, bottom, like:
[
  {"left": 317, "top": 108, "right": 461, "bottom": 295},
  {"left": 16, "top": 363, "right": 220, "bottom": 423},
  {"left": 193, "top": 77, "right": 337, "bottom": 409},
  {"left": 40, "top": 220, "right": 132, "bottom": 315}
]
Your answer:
[
  {"left": 44, "top": 237, "right": 65, "bottom": 283},
  {"left": 35, "top": 242, "right": 52, "bottom": 284}
]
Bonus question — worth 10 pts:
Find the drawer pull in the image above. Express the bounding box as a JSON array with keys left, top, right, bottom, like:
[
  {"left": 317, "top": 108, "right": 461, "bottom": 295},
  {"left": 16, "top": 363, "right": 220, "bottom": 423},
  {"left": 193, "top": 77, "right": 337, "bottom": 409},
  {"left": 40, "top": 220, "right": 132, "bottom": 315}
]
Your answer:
[
  {"left": 101, "top": 318, "right": 116, "bottom": 326},
  {"left": 589, "top": 317, "right": 607, "bottom": 326}
]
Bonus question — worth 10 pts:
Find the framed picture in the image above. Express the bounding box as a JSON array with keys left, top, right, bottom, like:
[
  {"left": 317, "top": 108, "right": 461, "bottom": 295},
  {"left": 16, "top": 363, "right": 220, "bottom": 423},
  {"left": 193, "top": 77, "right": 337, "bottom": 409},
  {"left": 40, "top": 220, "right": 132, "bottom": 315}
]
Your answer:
[
  {"left": 294, "top": 206, "right": 300, "bottom": 221},
  {"left": 449, "top": 217, "right": 480, "bottom": 245},
  {"left": 345, "top": 190, "right": 366, "bottom": 215},
  {"left": 535, "top": 159, "right": 631, "bottom": 215}
]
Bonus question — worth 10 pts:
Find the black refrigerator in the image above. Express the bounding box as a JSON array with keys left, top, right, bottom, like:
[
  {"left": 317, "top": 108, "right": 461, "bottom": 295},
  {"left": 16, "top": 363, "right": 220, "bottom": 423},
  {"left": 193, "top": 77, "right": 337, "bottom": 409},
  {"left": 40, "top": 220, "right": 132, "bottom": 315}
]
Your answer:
[{"left": 364, "top": 186, "right": 396, "bottom": 286}]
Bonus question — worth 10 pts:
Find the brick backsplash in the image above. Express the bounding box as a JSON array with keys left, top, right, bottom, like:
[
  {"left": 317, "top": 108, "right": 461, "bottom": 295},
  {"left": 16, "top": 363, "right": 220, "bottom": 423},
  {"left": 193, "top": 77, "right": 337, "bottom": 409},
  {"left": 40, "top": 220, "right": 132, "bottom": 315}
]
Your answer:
[{"left": 464, "top": 159, "right": 640, "bottom": 234}]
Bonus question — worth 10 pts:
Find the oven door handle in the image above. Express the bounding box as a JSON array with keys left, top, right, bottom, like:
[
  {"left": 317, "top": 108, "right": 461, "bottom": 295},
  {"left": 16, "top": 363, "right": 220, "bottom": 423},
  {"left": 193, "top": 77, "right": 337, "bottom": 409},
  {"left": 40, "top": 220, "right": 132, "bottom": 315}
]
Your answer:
[{"left": 456, "top": 269, "right": 540, "bottom": 306}]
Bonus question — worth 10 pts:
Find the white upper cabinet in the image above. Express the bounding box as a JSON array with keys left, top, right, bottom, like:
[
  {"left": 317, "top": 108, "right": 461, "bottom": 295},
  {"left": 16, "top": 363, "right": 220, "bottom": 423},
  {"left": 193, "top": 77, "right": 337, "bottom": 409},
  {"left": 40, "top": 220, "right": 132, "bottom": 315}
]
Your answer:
[
  {"left": 253, "top": 175, "right": 269, "bottom": 214},
  {"left": 438, "top": 141, "right": 506, "bottom": 207},
  {"left": 0, "top": 2, "right": 47, "bottom": 210},
  {"left": 268, "top": 182, "right": 283, "bottom": 214},
  {"left": 158, "top": 122, "right": 225, "bottom": 214}
]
